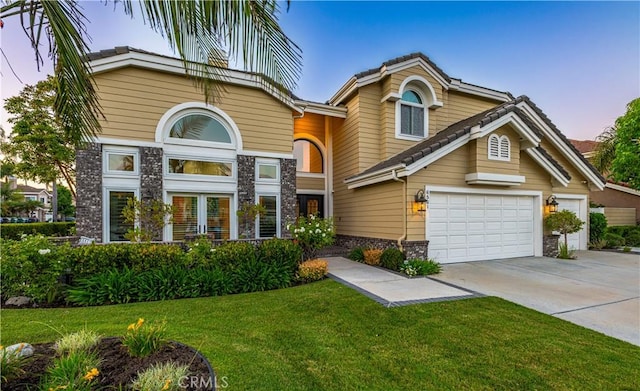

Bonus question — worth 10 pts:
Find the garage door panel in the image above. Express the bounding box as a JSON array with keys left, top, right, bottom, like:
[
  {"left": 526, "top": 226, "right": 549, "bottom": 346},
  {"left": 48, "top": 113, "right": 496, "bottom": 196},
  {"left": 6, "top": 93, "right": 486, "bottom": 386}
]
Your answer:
[{"left": 428, "top": 192, "right": 535, "bottom": 263}]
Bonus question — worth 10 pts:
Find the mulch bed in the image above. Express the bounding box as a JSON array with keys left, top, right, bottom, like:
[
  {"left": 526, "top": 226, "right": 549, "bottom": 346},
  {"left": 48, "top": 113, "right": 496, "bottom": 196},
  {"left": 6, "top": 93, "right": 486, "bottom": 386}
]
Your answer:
[{"left": 4, "top": 337, "right": 214, "bottom": 390}]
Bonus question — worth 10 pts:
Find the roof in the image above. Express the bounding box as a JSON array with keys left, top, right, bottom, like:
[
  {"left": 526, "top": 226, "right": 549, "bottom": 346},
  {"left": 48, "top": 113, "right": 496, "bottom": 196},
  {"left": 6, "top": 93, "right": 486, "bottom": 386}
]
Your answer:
[
  {"left": 346, "top": 95, "right": 607, "bottom": 187},
  {"left": 355, "top": 52, "right": 452, "bottom": 83},
  {"left": 569, "top": 139, "right": 600, "bottom": 154}
]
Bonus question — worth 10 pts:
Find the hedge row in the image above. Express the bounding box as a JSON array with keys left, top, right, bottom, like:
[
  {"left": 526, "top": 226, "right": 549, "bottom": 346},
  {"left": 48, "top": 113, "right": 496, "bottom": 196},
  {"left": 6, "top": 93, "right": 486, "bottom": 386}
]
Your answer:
[{"left": 0, "top": 222, "right": 75, "bottom": 240}]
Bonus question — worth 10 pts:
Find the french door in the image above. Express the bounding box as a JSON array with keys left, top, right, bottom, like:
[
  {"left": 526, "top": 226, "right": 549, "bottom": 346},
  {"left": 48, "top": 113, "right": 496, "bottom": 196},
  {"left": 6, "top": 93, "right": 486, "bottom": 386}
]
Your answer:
[{"left": 170, "top": 194, "right": 231, "bottom": 241}]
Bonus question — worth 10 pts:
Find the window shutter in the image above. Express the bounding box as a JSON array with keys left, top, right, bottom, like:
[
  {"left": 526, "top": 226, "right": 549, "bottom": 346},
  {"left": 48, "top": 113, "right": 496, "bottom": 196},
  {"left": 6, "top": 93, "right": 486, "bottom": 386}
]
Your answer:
[
  {"left": 500, "top": 137, "right": 510, "bottom": 159},
  {"left": 489, "top": 136, "right": 499, "bottom": 158}
]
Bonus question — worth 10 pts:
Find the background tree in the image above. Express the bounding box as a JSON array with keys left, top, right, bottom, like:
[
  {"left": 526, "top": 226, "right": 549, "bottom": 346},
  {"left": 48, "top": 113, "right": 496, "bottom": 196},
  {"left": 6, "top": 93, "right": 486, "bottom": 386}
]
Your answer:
[
  {"left": 1, "top": 0, "right": 301, "bottom": 144},
  {"left": 545, "top": 210, "right": 585, "bottom": 259},
  {"left": 2, "top": 76, "right": 77, "bottom": 198},
  {"left": 56, "top": 185, "right": 75, "bottom": 219},
  {"left": 592, "top": 98, "right": 640, "bottom": 190}
]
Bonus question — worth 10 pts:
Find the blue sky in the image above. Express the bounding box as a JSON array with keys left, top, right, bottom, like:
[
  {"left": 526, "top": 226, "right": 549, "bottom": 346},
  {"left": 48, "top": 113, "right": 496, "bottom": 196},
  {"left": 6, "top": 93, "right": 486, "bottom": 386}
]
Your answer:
[{"left": 1, "top": 1, "right": 638, "bottom": 141}]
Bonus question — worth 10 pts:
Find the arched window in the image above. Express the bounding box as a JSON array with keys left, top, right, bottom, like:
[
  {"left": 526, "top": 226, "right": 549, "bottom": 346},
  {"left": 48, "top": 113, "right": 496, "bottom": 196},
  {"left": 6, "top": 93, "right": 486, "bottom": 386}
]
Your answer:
[
  {"left": 488, "top": 134, "right": 510, "bottom": 161},
  {"left": 293, "top": 139, "right": 323, "bottom": 173},
  {"left": 400, "top": 89, "right": 425, "bottom": 137},
  {"left": 169, "top": 113, "right": 232, "bottom": 143}
]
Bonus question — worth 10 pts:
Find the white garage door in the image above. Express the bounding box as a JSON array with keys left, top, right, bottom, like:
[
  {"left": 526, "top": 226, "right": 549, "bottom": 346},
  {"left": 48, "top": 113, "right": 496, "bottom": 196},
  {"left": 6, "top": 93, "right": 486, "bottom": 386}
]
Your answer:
[
  {"left": 428, "top": 192, "right": 535, "bottom": 263},
  {"left": 555, "top": 198, "right": 586, "bottom": 250}
]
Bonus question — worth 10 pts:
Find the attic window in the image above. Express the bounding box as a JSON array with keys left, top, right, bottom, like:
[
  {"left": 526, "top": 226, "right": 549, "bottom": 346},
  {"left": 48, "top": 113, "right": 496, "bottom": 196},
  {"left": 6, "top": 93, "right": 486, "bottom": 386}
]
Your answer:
[
  {"left": 169, "top": 114, "right": 232, "bottom": 144},
  {"left": 488, "top": 134, "right": 510, "bottom": 161}
]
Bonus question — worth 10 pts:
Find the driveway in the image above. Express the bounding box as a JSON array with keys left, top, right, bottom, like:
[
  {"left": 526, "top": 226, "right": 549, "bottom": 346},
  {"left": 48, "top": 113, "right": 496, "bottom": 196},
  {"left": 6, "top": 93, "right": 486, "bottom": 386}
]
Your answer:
[{"left": 431, "top": 251, "right": 640, "bottom": 346}]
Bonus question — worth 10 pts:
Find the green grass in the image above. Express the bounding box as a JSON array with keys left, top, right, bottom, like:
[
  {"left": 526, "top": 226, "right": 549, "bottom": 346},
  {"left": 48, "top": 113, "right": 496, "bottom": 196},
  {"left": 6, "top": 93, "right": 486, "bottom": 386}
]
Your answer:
[{"left": 2, "top": 280, "right": 639, "bottom": 390}]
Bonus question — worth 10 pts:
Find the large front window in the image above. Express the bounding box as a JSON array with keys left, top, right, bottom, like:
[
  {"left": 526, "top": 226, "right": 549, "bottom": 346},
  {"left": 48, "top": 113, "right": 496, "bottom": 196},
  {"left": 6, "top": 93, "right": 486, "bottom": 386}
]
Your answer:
[
  {"left": 400, "top": 90, "right": 425, "bottom": 137},
  {"left": 171, "top": 194, "right": 231, "bottom": 240},
  {"left": 169, "top": 114, "right": 232, "bottom": 144},
  {"left": 168, "top": 159, "right": 232, "bottom": 176}
]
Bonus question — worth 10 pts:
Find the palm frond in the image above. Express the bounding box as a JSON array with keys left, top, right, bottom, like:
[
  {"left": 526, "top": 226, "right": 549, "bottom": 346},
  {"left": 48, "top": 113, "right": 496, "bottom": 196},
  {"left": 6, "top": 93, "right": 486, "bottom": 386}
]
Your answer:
[{"left": 592, "top": 126, "right": 617, "bottom": 174}]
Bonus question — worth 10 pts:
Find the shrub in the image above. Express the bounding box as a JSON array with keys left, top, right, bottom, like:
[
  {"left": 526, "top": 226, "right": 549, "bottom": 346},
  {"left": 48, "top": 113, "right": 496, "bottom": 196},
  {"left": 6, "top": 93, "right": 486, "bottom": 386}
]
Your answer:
[
  {"left": 297, "top": 259, "right": 328, "bottom": 282},
  {"left": 0, "top": 344, "right": 29, "bottom": 383},
  {"left": 0, "top": 222, "right": 75, "bottom": 240},
  {"left": 558, "top": 242, "right": 576, "bottom": 259},
  {"left": 400, "top": 259, "right": 441, "bottom": 276},
  {"left": 363, "top": 249, "right": 383, "bottom": 266},
  {"left": 208, "top": 241, "right": 257, "bottom": 271},
  {"left": 605, "top": 225, "right": 640, "bottom": 246},
  {"left": 185, "top": 236, "right": 216, "bottom": 267},
  {"left": 40, "top": 350, "right": 100, "bottom": 391},
  {"left": 121, "top": 197, "right": 175, "bottom": 242},
  {"left": 67, "top": 268, "right": 139, "bottom": 306},
  {"left": 589, "top": 239, "right": 607, "bottom": 250},
  {"left": 132, "top": 362, "right": 189, "bottom": 391},
  {"left": 545, "top": 210, "right": 585, "bottom": 251},
  {"left": 126, "top": 244, "right": 186, "bottom": 272},
  {"left": 287, "top": 215, "right": 335, "bottom": 260},
  {"left": 380, "top": 248, "right": 405, "bottom": 271},
  {"left": 0, "top": 235, "right": 71, "bottom": 304},
  {"left": 55, "top": 329, "right": 101, "bottom": 356},
  {"left": 122, "top": 318, "right": 167, "bottom": 358},
  {"left": 347, "top": 247, "right": 365, "bottom": 262},
  {"left": 603, "top": 232, "right": 625, "bottom": 248},
  {"left": 258, "top": 238, "right": 303, "bottom": 276},
  {"left": 626, "top": 230, "right": 640, "bottom": 247},
  {"left": 233, "top": 258, "right": 289, "bottom": 293},
  {"left": 589, "top": 212, "right": 607, "bottom": 243}
]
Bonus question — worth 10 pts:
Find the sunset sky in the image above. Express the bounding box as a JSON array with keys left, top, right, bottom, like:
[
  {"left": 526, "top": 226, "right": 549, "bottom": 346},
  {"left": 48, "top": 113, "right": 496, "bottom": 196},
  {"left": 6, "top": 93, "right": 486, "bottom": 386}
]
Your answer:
[{"left": 1, "top": 1, "right": 638, "bottom": 141}]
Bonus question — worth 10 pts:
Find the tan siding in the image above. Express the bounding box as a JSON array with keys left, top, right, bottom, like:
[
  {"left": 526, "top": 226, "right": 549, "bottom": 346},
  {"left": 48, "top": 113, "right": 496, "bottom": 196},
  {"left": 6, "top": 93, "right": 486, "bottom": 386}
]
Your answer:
[
  {"left": 297, "top": 176, "right": 325, "bottom": 191},
  {"left": 435, "top": 91, "right": 498, "bottom": 134},
  {"left": 93, "top": 67, "right": 294, "bottom": 153},
  {"left": 388, "top": 66, "right": 444, "bottom": 103},
  {"left": 357, "top": 84, "right": 382, "bottom": 171},
  {"left": 539, "top": 139, "right": 590, "bottom": 195},
  {"left": 294, "top": 113, "right": 325, "bottom": 145},
  {"left": 473, "top": 125, "right": 521, "bottom": 175},
  {"left": 603, "top": 208, "right": 637, "bottom": 226}
]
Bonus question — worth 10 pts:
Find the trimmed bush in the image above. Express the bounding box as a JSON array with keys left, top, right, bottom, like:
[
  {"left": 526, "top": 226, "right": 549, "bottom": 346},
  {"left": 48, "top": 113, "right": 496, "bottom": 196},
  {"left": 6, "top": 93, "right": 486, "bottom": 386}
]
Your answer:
[
  {"left": 0, "top": 222, "right": 75, "bottom": 240},
  {"left": 380, "top": 248, "right": 405, "bottom": 271},
  {"left": 606, "top": 225, "right": 640, "bottom": 247},
  {"left": 589, "top": 213, "right": 607, "bottom": 244},
  {"left": 297, "top": 259, "right": 328, "bottom": 282},
  {"left": 208, "top": 241, "right": 257, "bottom": 271},
  {"left": 603, "top": 232, "right": 625, "bottom": 249},
  {"left": 363, "top": 249, "right": 383, "bottom": 266},
  {"left": 348, "top": 247, "right": 364, "bottom": 262},
  {"left": 258, "top": 238, "right": 303, "bottom": 275},
  {"left": 400, "top": 258, "right": 441, "bottom": 276}
]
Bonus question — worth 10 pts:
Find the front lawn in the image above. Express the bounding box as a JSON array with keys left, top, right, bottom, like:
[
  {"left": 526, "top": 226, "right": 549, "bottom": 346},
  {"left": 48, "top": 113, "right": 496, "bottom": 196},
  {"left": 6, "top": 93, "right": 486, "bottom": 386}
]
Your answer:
[{"left": 2, "top": 280, "right": 638, "bottom": 390}]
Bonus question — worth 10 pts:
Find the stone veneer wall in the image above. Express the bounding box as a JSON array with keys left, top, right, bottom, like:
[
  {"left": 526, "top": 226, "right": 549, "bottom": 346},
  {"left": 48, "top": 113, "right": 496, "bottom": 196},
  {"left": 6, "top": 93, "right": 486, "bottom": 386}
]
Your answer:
[
  {"left": 280, "top": 158, "right": 297, "bottom": 238},
  {"left": 140, "top": 147, "right": 164, "bottom": 240},
  {"left": 335, "top": 235, "right": 430, "bottom": 260},
  {"left": 543, "top": 234, "right": 560, "bottom": 258},
  {"left": 237, "top": 155, "right": 256, "bottom": 238},
  {"left": 403, "top": 240, "right": 429, "bottom": 260},
  {"left": 76, "top": 143, "right": 103, "bottom": 241}
]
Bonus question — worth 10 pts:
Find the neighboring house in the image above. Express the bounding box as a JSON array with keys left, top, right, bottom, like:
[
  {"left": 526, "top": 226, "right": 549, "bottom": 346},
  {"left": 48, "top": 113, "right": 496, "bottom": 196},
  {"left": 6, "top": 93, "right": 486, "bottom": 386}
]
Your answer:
[
  {"left": 76, "top": 48, "right": 605, "bottom": 263},
  {"left": 569, "top": 139, "right": 640, "bottom": 224},
  {"left": 2, "top": 178, "right": 52, "bottom": 221}
]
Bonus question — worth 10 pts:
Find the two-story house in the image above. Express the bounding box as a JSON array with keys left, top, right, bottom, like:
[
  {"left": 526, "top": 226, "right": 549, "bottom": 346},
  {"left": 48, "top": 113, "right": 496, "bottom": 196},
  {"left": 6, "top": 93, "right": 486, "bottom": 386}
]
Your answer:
[{"left": 76, "top": 48, "right": 605, "bottom": 263}]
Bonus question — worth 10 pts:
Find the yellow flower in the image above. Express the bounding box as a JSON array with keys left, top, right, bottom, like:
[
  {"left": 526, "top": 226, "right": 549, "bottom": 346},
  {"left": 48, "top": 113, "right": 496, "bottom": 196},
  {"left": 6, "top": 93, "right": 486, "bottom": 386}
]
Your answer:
[
  {"left": 0, "top": 345, "right": 3, "bottom": 350},
  {"left": 127, "top": 323, "right": 136, "bottom": 331},
  {"left": 161, "top": 379, "right": 172, "bottom": 391},
  {"left": 83, "top": 368, "right": 99, "bottom": 381},
  {"left": 135, "top": 318, "right": 144, "bottom": 328}
]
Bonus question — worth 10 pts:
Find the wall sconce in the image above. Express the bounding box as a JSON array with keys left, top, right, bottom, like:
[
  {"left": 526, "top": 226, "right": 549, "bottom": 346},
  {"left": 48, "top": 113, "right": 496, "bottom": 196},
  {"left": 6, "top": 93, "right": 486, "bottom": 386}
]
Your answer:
[
  {"left": 414, "top": 189, "right": 428, "bottom": 214},
  {"left": 546, "top": 195, "right": 558, "bottom": 213}
]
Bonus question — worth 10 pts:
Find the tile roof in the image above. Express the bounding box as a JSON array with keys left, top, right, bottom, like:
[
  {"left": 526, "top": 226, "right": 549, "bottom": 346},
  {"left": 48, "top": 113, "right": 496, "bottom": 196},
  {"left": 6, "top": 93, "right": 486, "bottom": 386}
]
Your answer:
[
  {"left": 354, "top": 52, "right": 452, "bottom": 83},
  {"left": 569, "top": 139, "right": 600, "bottom": 154},
  {"left": 347, "top": 95, "right": 597, "bottom": 183}
]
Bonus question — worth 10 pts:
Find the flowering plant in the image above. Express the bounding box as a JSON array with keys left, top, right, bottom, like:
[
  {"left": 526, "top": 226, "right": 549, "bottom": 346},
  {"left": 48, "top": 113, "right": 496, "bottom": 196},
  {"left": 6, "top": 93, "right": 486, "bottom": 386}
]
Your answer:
[
  {"left": 286, "top": 215, "right": 335, "bottom": 260},
  {"left": 122, "top": 318, "right": 167, "bottom": 357}
]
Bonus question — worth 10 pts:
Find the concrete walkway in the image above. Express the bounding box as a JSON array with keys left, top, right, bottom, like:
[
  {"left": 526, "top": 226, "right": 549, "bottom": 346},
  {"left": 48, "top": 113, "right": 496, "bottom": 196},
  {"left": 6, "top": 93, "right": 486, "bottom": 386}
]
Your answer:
[{"left": 325, "top": 257, "right": 478, "bottom": 307}]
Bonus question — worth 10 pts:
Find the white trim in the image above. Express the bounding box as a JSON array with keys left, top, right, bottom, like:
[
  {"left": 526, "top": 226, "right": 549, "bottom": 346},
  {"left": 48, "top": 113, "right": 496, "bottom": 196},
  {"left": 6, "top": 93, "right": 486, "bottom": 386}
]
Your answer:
[
  {"left": 464, "top": 172, "right": 525, "bottom": 186},
  {"left": 165, "top": 192, "right": 237, "bottom": 241},
  {"left": 297, "top": 172, "right": 325, "bottom": 179},
  {"left": 403, "top": 135, "right": 470, "bottom": 176},
  {"left": 553, "top": 194, "right": 588, "bottom": 250},
  {"left": 293, "top": 134, "right": 326, "bottom": 175},
  {"left": 255, "top": 192, "right": 281, "bottom": 238},
  {"left": 469, "top": 112, "right": 541, "bottom": 146},
  {"left": 102, "top": 146, "right": 140, "bottom": 177},
  {"left": 164, "top": 155, "right": 236, "bottom": 182},
  {"left": 525, "top": 148, "right": 570, "bottom": 187},
  {"left": 448, "top": 79, "right": 511, "bottom": 102},
  {"left": 89, "top": 51, "right": 303, "bottom": 114},
  {"left": 425, "top": 186, "right": 543, "bottom": 258},
  {"left": 516, "top": 101, "right": 605, "bottom": 190},
  {"left": 102, "top": 187, "right": 139, "bottom": 243},
  {"left": 155, "top": 102, "right": 242, "bottom": 150},
  {"left": 94, "top": 137, "right": 161, "bottom": 148},
  {"left": 255, "top": 158, "right": 280, "bottom": 183},
  {"left": 605, "top": 182, "right": 640, "bottom": 196},
  {"left": 163, "top": 178, "right": 237, "bottom": 193},
  {"left": 296, "top": 189, "right": 326, "bottom": 195},
  {"left": 398, "top": 75, "right": 444, "bottom": 108},
  {"left": 328, "top": 77, "right": 357, "bottom": 106},
  {"left": 294, "top": 100, "right": 347, "bottom": 118},
  {"left": 238, "top": 150, "right": 293, "bottom": 159}
]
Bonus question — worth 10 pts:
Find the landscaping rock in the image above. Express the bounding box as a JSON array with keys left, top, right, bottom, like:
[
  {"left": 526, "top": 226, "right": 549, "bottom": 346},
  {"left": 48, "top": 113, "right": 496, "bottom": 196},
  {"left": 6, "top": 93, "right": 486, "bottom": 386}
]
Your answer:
[
  {"left": 5, "top": 296, "right": 31, "bottom": 307},
  {"left": 2, "top": 343, "right": 35, "bottom": 358}
]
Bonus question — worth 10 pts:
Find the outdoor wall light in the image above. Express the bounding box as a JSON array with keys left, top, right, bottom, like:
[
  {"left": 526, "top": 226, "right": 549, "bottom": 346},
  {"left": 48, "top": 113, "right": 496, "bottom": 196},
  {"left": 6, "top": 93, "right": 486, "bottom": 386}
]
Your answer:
[
  {"left": 414, "top": 189, "right": 428, "bottom": 214},
  {"left": 546, "top": 195, "right": 559, "bottom": 213}
]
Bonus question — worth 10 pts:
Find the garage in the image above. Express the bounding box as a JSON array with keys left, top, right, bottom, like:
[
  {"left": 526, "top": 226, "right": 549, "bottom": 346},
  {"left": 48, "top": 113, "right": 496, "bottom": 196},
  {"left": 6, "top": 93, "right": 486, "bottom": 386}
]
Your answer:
[{"left": 427, "top": 191, "right": 538, "bottom": 263}]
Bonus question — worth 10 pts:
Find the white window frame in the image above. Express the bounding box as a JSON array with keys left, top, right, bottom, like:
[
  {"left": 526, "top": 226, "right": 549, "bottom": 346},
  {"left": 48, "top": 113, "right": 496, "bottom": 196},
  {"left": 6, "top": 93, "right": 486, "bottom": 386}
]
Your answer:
[
  {"left": 103, "top": 187, "right": 139, "bottom": 243},
  {"left": 255, "top": 193, "right": 280, "bottom": 238},
  {"left": 397, "top": 89, "right": 427, "bottom": 139},
  {"left": 103, "top": 146, "right": 140, "bottom": 176},
  {"left": 255, "top": 158, "right": 280, "bottom": 183},
  {"left": 164, "top": 154, "right": 236, "bottom": 182},
  {"left": 488, "top": 134, "right": 511, "bottom": 161},
  {"left": 293, "top": 137, "right": 326, "bottom": 177}
]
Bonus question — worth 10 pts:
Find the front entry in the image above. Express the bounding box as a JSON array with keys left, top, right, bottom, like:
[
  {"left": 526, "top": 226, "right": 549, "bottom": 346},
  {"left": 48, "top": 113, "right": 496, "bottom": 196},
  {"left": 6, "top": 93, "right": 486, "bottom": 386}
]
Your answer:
[
  {"left": 297, "top": 195, "right": 324, "bottom": 218},
  {"left": 170, "top": 194, "right": 231, "bottom": 240}
]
